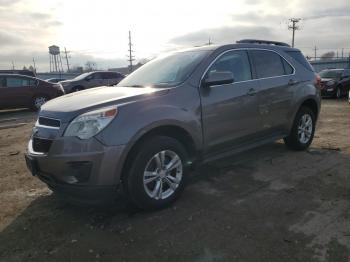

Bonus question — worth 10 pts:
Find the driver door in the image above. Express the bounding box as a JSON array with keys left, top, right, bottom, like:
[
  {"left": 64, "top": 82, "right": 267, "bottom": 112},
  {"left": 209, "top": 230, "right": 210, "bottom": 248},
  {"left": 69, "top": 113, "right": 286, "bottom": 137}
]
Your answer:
[{"left": 200, "top": 50, "right": 262, "bottom": 154}]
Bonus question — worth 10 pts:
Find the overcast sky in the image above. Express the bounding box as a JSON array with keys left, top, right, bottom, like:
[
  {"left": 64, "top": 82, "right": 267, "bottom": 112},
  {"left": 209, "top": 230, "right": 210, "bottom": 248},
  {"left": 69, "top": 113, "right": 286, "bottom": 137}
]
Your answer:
[{"left": 1, "top": 0, "right": 350, "bottom": 72}]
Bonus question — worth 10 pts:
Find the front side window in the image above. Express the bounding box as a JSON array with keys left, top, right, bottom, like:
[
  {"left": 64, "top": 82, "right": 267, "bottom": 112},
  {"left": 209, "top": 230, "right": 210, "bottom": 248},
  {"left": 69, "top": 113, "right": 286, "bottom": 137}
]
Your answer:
[
  {"left": 91, "top": 73, "right": 103, "bottom": 80},
  {"left": 319, "top": 70, "right": 342, "bottom": 79},
  {"left": 207, "top": 50, "right": 252, "bottom": 82},
  {"left": 251, "top": 50, "right": 286, "bottom": 78}
]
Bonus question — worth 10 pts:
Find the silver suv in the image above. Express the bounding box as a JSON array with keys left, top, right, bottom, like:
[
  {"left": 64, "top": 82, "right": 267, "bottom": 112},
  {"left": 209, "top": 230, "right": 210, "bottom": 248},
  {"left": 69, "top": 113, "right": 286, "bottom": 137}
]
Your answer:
[
  {"left": 25, "top": 40, "right": 321, "bottom": 210},
  {"left": 60, "top": 71, "right": 124, "bottom": 93}
]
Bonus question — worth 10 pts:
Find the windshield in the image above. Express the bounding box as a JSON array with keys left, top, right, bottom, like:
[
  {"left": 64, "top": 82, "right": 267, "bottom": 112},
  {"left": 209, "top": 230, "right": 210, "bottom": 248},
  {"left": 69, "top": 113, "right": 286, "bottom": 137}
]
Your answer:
[
  {"left": 117, "top": 50, "right": 209, "bottom": 87},
  {"left": 319, "top": 70, "right": 342, "bottom": 79},
  {"left": 73, "top": 72, "right": 91, "bottom": 81}
]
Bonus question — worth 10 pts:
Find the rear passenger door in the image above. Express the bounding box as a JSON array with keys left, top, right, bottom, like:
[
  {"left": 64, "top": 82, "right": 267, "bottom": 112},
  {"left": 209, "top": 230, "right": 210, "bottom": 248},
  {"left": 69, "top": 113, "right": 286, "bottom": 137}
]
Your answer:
[
  {"left": 249, "top": 50, "right": 295, "bottom": 134},
  {"left": 200, "top": 50, "right": 262, "bottom": 153}
]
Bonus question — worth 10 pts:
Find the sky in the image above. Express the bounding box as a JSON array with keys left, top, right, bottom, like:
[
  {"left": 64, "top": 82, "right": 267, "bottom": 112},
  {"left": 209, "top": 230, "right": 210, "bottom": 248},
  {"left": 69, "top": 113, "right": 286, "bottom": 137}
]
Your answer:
[{"left": 0, "top": 0, "right": 350, "bottom": 72}]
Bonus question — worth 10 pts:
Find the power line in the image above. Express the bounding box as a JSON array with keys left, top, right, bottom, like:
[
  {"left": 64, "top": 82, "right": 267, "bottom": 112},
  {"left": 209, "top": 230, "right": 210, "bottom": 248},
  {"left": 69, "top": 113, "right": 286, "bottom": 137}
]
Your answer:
[
  {"left": 127, "top": 30, "right": 135, "bottom": 73},
  {"left": 288, "top": 18, "right": 301, "bottom": 48}
]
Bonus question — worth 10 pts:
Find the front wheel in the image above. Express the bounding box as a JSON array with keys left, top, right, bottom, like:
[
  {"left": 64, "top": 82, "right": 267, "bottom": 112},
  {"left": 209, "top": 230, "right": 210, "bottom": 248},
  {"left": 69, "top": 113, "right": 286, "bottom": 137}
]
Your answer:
[
  {"left": 284, "top": 106, "right": 316, "bottom": 151},
  {"left": 123, "top": 136, "right": 189, "bottom": 210},
  {"left": 31, "top": 95, "right": 48, "bottom": 111},
  {"left": 335, "top": 87, "right": 342, "bottom": 99}
]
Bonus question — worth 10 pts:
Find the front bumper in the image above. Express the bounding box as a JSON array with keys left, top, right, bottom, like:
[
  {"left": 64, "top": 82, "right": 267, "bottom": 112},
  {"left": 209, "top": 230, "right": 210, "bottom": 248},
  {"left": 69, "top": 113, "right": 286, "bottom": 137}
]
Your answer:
[
  {"left": 321, "top": 87, "right": 336, "bottom": 97},
  {"left": 25, "top": 136, "right": 126, "bottom": 204}
]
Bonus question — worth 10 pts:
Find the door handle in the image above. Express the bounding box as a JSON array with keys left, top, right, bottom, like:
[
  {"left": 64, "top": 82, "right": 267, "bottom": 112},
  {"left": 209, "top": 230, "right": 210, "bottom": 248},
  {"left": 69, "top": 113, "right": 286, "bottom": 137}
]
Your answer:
[
  {"left": 288, "top": 79, "right": 298, "bottom": 86},
  {"left": 247, "top": 88, "right": 257, "bottom": 96}
]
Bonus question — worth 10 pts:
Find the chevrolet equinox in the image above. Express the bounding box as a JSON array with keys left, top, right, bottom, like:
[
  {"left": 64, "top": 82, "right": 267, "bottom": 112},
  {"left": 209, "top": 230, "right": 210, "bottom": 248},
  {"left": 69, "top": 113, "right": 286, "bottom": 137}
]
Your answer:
[{"left": 25, "top": 39, "right": 321, "bottom": 210}]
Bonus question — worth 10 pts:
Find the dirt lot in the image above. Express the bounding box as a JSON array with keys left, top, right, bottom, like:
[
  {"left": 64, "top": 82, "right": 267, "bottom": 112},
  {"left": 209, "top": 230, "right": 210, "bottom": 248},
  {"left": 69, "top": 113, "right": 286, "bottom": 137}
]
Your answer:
[{"left": 0, "top": 99, "right": 349, "bottom": 262}]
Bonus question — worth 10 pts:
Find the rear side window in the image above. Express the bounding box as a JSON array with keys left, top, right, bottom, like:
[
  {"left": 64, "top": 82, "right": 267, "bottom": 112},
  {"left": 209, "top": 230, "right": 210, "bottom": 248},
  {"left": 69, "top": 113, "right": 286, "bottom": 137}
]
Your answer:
[
  {"left": 250, "top": 50, "right": 285, "bottom": 78},
  {"left": 286, "top": 51, "right": 314, "bottom": 72},
  {"left": 208, "top": 50, "right": 252, "bottom": 82},
  {"left": 102, "top": 72, "right": 121, "bottom": 79},
  {"left": 0, "top": 77, "right": 5, "bottom": 87}
]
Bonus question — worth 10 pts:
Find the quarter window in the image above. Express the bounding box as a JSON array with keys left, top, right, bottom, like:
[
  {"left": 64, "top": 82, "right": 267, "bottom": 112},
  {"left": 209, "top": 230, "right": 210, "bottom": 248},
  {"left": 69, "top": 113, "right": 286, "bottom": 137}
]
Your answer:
[
  {"left": 282, "top": 59, "right": 294, "bottom": 75},
  {"left": 250, "top": 50, "right": 286, "bottom": 78},
  {"left": 207, "top": 50, "right": 252, "bottom": 82}
]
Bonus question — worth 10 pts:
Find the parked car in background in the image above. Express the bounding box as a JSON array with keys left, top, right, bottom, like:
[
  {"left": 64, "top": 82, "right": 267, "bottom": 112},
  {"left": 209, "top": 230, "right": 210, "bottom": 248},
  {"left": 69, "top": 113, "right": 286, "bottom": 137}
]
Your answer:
[
  {"left": 319, "top": 69, "right": 350, "bottom": 98},
  {"left": 25, "top": 40, "right": 321, "bottom": 210},
  {"left": 46, "top": 78, "right": 66, "bottom": 83},
  {"left": 0, "top": 74, "right": 64, "bottom": 111},
  {"left": 59, "top": 71, "right": 125, "bottom": 93},
  {"left": 0, "top": 69, "right": 36, "bottom": 77}
]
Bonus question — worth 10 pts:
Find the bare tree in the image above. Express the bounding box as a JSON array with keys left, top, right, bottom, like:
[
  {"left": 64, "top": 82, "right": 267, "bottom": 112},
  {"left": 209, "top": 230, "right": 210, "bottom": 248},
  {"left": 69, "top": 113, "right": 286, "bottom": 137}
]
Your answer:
[
  {"left": 320, "top": 51, "right": 335, "bottom": 60},
  {"left": 85, "top": 61, "right": 97, "bottom": 72}
]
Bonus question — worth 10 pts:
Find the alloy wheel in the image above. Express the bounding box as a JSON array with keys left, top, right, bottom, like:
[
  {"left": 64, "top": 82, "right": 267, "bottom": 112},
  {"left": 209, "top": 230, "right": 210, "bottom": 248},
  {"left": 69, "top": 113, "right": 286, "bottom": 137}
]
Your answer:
[
  {"left": 34, "top": 96, "right": 47, "bottom": 109},
  {"left": 298, "top": 114, "right": 313, "bottom": 144},
  {"left": 143, "top": 150, "right": 183, "bottom": 200}
]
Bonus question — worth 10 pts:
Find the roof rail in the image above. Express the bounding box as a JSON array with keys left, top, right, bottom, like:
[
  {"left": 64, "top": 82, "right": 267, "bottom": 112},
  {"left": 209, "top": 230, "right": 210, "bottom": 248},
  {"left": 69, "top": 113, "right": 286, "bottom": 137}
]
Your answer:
[{"left": 236, "top": 39, "right": 291, "bottom": 47}]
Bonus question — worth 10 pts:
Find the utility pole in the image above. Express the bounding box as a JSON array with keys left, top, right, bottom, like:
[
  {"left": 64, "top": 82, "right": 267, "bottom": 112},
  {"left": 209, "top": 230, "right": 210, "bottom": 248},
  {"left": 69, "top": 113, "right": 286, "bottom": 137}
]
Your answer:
[
  {"left": 208, "top": 37, "right": 212, "bottom": 45},
  {"left": 127, "top": 31, "right": 135, "bottom": 73},
  {"left": 341, "top": 48, "right": 344, "bottom": 59},
  {"left": 314, "top": 46, "right": 318, "bottom": 61},
  {"left": 32, "top": 57, "right": 36, "bottom": 72},
  {"left": 64, "top": 47, "right": 71, "bottom": 72},
  {"left": 11, "top": 61, "right": 15, "bottom": 70},
  {"left": 288, "top": 18, "right": 301, "bottom": 48}
]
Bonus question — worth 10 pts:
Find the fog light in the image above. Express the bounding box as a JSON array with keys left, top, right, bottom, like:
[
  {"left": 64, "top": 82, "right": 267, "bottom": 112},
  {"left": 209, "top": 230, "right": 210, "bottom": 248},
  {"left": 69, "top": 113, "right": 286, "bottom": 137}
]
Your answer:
[{"left": 63, "top": 161, "right": 92, "bottom": 183}]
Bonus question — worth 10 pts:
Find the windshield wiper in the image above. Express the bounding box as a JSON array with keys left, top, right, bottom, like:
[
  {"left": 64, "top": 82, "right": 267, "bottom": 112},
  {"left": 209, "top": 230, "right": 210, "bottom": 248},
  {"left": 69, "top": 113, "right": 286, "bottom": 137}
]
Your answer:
[{"left": 124, "top": 84, "right": 145, "bottom": 87}]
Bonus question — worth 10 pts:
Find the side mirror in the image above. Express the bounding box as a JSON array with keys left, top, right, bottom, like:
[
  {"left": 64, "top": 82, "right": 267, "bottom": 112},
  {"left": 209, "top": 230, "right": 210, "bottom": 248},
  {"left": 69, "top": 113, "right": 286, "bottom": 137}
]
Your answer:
[
  {"left": 202, "top": 71, "right": 234, "bottom": 87},
  {"left": 85, "top": 76, "right": 92, "bottom": 81}
]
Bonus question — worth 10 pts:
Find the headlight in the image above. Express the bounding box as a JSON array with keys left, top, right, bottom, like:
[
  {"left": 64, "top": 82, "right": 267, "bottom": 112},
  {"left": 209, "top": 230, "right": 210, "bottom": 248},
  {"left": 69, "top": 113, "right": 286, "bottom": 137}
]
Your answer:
[
  {"left": 64, "top": 106, "right": 118, "bottom": 139},
  {"left": 326, "top": 80, "right": 335, "bottom": 86},
  {"left": 53, "top": 83, "right": 64, "bottom": 92}
]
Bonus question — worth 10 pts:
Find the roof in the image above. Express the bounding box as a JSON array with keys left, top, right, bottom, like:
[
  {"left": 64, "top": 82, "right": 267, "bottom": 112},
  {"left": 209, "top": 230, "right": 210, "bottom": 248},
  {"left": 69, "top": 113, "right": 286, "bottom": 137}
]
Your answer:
[
  {"left": 176, "top": 41, "right": 299, "bottom": 53},
  {"left": 0, "top": 73, "right": 37, "bottom": 79}
]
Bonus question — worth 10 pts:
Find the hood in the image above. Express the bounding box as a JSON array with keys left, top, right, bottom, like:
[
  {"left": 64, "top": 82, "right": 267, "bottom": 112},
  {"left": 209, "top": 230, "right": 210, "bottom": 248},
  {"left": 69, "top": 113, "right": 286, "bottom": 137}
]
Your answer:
[{"left": 40, "top": 86, "right": 170, "bottom": 122}]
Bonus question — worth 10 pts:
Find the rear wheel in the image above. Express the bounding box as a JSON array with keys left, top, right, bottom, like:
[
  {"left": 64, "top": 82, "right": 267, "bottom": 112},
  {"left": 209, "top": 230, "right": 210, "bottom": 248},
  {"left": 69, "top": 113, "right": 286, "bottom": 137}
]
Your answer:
[
  {"left": 123, "top": 136, "right": 189, "bottom": 210},
  {"left": 284, "top": 106, "right": 316, "bottom": 151},
  {"left": 31, "top": 95, "right": 48, "bottom": 111}
]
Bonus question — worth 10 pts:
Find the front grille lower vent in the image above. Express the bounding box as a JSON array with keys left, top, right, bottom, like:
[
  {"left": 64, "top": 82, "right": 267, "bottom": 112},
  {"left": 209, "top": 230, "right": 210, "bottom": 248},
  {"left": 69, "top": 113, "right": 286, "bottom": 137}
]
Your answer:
[
  {"left": 32, "top": 137, "right": 53, "bottom": 153},
  {"left": 38, "top": 117, "right": 60, "bottom": 128}
]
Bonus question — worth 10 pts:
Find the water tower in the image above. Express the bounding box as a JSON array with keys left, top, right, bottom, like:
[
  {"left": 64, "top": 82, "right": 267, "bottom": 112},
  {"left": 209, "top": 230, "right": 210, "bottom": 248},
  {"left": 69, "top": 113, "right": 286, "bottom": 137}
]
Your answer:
[{"left": 49, "top": 45, "right": 64, "bottom": 73}]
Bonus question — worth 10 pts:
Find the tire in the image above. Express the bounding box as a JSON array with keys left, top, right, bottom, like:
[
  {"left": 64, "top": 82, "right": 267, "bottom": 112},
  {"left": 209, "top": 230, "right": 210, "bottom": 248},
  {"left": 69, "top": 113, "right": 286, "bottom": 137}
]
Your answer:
[
  {"left": 335, "top": 86, "right": 341, "bottom": 99},
  {"left": 31, "top": 95, "right": 49, "bottom": 111},
  {"left": 71, "top": 86, "right": 84, "bottom": 93},
  {"left": 284, "top": 106, "right": 316, "bottom": 151},
  {"left": 123, "top": 136, "right": 189, "bottom": 210}
]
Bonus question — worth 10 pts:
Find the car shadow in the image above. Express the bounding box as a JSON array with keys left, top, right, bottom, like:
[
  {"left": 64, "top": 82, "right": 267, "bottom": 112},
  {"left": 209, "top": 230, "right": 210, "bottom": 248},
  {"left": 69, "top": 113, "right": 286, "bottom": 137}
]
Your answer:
[
  {"left": 0, "top": 141, "right": 349, "bottom": 262},
  {"left": 0, "top": 108, "right": 37, "bottom": 123}
]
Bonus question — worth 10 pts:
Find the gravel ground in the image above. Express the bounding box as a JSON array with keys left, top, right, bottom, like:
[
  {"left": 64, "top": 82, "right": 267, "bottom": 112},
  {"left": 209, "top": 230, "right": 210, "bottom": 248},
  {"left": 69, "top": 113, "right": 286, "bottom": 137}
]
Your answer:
[{"left": 0, "top": 99, "right": 349, "bottom": 262}]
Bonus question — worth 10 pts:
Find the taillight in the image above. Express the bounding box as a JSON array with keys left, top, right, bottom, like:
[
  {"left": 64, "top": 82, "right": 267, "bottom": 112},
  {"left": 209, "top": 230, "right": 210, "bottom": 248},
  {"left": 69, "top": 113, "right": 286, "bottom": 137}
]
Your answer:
[{"left": 314, "top": 73, "right": 322, "bottom": 89}]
